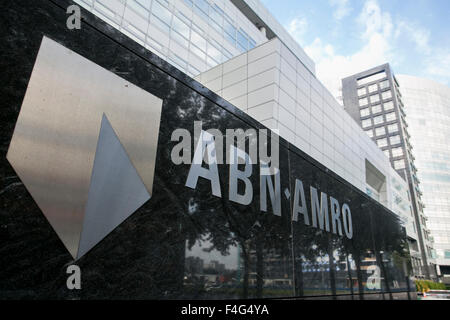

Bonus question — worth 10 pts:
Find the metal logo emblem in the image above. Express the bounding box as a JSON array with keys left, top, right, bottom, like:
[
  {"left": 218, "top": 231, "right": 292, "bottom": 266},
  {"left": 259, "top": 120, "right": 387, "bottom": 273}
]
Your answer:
[{"left": 6, "top": 37, "right": 163, "bottom": 259}]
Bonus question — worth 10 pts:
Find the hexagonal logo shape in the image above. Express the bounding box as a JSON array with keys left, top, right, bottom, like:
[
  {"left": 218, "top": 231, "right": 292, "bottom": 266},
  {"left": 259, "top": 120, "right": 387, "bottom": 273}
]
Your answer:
[{"left": 7, "top": 36, "right": 163, "bottom": 259}]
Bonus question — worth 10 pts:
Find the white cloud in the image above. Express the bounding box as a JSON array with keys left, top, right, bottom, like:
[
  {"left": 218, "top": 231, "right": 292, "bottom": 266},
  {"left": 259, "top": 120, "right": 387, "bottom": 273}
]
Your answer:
[
  {"left": 303, "top": 0, "right": 394, "bottom": 101},
  {"left": 305, "top": 34, "right": 392, "bottom": 101},
  {"left": 357, "top": 0, "right": 393, "bottom": 39},
  {"left": 424, "top": 50, "right": 450, "bottom": 85},
  {"left": 395, "top": 20, "right": 431, "bottom": 55},
  {"left": 285, "top": 0, "right": 449, "bottom": 99},
  {"left": 329, "top": 0, "right": 352, "bottom": 21},
  {"left": 285, "top": 17, "right": 308, "bottom": 45}
]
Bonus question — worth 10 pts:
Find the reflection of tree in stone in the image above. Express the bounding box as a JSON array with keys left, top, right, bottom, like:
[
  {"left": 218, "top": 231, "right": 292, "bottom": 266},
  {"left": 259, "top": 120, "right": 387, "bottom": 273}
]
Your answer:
[
  {"left": 334, "top": 233, "right": 359, "bottom": 299},
  {"left": 371, "top": 207, "right": 411, "bottom": 297},
  {"left": 308, "top": 229, "right": 339, "bottom": 298},
  {"left": 292, "top": 220, "right": 327, "bottom": 297},
  {"left": 161, "top": 88, "right": 283, "bottom": 299},
  {"left": 327, "top": 234, "right": 338, "bottom": 298},
  {"left": 350, "top": 201, "right": 375, "bottom": 300}
]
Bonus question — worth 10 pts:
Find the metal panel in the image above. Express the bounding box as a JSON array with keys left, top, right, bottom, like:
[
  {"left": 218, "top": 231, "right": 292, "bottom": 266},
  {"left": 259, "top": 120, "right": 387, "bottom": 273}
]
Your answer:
[
  {"left": 7, "top": 36, "right": 162, "bottom": 259},
  {"left": 77, "top": 115, "right": 150, "bottom": 259}
]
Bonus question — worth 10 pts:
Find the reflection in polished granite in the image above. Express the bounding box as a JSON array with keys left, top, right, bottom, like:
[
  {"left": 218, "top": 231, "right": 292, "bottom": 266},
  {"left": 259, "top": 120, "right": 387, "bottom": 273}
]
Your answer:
[{"left": 0, "top": 0, "right": 415, "bottom": 299}]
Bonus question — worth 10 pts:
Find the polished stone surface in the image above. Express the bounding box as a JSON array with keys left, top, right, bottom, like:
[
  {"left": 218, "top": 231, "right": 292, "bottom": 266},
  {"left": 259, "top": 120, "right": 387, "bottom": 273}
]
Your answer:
[{"left": 0, "top": 0, "right": 415, "bottom": 299}]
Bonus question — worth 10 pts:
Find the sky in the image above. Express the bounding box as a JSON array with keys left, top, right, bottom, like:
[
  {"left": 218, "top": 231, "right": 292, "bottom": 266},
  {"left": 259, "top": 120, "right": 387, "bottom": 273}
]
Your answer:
[{"left": 260, "top": 0, "right": 450, "bottom": 99}]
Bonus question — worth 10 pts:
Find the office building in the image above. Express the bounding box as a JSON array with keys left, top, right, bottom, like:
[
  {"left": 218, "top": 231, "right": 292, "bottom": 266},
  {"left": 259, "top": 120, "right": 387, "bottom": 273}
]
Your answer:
[
  {"left": 397, "top": 75, "right": 450, "bottom": 283},
  {"left": 342, "top": 64, "right": 436, "bottom": 280},
  {"left": 0, "top": 0, "right": 418, "bottom": 299},
  {"left": 74, "top": 1, "right": 414, "bottom": 230}
]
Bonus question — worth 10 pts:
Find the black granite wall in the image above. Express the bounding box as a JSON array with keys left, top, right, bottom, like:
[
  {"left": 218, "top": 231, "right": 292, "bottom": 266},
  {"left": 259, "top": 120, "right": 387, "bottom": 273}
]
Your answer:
[{"left": 0, "top": 0, "right": 415, "bottom": 299}]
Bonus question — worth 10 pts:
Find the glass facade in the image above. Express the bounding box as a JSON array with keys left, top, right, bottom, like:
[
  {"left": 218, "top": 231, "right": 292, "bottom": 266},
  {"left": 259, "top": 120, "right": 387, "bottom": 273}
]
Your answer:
[
  {"left": 398, "top": 75, "right": 450, "bottom": 269},
  {"left": 74, "top": 0, "right": 267, "bottom": 77}
]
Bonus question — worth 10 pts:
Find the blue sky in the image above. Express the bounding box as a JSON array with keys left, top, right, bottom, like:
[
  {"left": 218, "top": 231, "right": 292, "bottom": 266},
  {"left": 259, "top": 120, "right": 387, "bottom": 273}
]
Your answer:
[{"left": 260, "top": 0, "right": 450, "bottom": 97}]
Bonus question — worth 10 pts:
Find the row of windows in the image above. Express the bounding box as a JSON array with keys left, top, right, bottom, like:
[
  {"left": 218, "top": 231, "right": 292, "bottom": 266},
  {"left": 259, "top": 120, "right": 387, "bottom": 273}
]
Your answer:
[
  {"left": 394, "top": 159, "right": 406, "bottom": 170},
  {"left": 358, "top": 91, "right": 392, "bottom": 107},
  {"left": 376, "top": 136, "right": 401, "bottom": 148},
  {"left": 151, "top": 0, "right": 236, "bottom": 66},
  {"left": 418, "top": 161, "right": 450, "bottom": 172},
  {"left": 421, "top": 173, "right": 450, "bottom": 183},
  {"left": 361, "top": 112, "right": 397, "bottom": 128},
  {"left": 357, "top": 80, "right": 390, "bottom": 97},
  {"left": 365, "top": 124, "right": 399, "bottom": 140},
  {"left": 366, "top": 125, "right": 400, "bottom": 139},
  {"left": 81, "top": 0, "right": 261, "bottom": 76},
  {"left": 381, "top": 146, "right": 404, "bottom": 159},
  {"left": 360, "top": 101, "right": 394, "bottom": 117},
  {"left": 184, "top": 0, "right": 257, "bottom": 53}
]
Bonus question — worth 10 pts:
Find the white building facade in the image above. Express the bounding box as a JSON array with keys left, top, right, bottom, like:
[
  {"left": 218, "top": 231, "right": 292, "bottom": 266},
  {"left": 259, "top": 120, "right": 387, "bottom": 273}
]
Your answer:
[
  {"left": 74, "top": 0, "right": 416, "bottom": 249},
  {"left": 195, "top": 38, "right": 417, "bottom": 245},
  {"left": 398, "top": 75, "right": 450, "bottom": 282}
]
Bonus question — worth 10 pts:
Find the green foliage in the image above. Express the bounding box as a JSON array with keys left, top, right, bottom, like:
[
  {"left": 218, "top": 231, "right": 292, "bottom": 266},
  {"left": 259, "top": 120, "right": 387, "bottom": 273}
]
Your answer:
[{"left": 415, "top": 280, "right": 447, "bottom": 292}]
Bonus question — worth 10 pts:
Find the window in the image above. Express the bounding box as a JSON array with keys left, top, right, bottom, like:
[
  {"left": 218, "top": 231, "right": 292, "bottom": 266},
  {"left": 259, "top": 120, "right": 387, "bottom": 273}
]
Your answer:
[
  {"left": 237, "top": 28, "right": 248, "bottom": 51},
  {"left": 394, "top": 160, "right": 406, "bottom": 170},
  {"left": 384, "top": 101, "right": 394, "bottom": 111},
  {"left": 195, "top": 0, "right": 209, "bottom": 14},
  {"left": 362, "top": 119, "right": 372, "bottom": 128},
  {"left": 390, "top": 135, "right": 401, "bottom": 145},
  {"left": 190, "top": 44, "right": 206, "bottom": 59},
  {"left": 209, "top": 5, "right": 223, "bottom": 32},
  {"left": 365, "top": 130, "right": 374, "bottom": 138},
  {"left": 360, "top": 108, "right": 370, "bottom": 117},
  {"left": 358, "top": 87, "right": 367, "bottom": 96},
  {"left": 191, "top": 30, "right": 206, "bottom": 51},
  {"left": 357, "top": 71, "right": 387, "bottom": 86},
  {"left": 386, "top": 112, "right": 397, "bottom": 122},
  {"left": 368, "top": 84, "right": 378, "bottom": 93},
  {"left": 224, "top": 30, "right": 235, "bottom": 46},
  {"left": 370, "top": 94, "right": 380, "bottom": 104},
  {"left": 171, "top": 30, "right": 189, "bottom": 47},
  {"left": 382, "top": 90, "right": 392, "bottom": 100},
  {"left": 223, "top": 18, "right": 236, "bottom": 38},
  {"left": 249, "top": 37, "right": 256, "bottom": 49},
  {"left": 359, "top": 97, "right": 368, "bottom": 106},
  {"left": 377, "top": 138, "right": 388, "bottom": 148},
  {"left": 388, "top": 123, "right": 399, "bottom": 133},
  {"left": 191, "top": 22, "right": 205, "bottom": 35},
  {"left": 169, "top": 53, "right": 187, "bottom": 70},
  {"left": 188, "top": 64, "right": 200, "bottom": 75},
  {"left": 375, "top": 127, "right": 386, "bottom": 136},
  {"left": 392, "top": 147, "right": 404, "bottom": 157},
  {"left": 206, "top": 56, "right": 218, "bottom": 68},
  {"left": 223, "top": 48, "right": 232, "bottom": 60},
  {"left": 152, "top": 1, "right": 172, "bottom": 22},
  {"left": 374, "top": 115, "right": 384, "bottom": 125},
  {"left": 128, "top": 0, "right": 151, "bottom": 13},
  {"left": 207, "top": 42, "right": 221, "bottom": 63},
  {"left": 172, "top": 15, "right": 190, "bottom": 38},
  {"left": 379, "top": 80, "right": 390, "bottom": 89},
  {"left": 445, "top": 250, "right": 450, "bottom": 259},
  {"left": 371, "top": 104, "right": 382, "bottom": 114},
  {"left": 384, "top": 150, "right": 391, "bottom": 158},
  {"left": 151, "top": 14, "right": 170, "bottom": 33}
]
